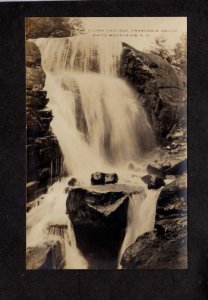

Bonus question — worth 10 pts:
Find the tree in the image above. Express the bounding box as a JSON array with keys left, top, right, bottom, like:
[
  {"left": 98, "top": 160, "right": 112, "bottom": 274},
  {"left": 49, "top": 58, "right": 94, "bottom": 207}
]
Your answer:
[
  {"left": 150, "top": 36, "right": 172, "bottom": 61},
  {"left": 25, "top": 17, "right": 84, "bottom": 39},
  {"left": 171, "top": 33, "right": 187, "bottom": 73},
  {"left": 150, "top": 33, "right": 187, "bottom": 73}
]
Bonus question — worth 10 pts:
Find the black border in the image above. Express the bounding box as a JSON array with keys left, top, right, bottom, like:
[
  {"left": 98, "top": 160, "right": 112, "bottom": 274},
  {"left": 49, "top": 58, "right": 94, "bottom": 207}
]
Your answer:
[{"left": 0, "top": 1, "right": 208, "bottom": 299}]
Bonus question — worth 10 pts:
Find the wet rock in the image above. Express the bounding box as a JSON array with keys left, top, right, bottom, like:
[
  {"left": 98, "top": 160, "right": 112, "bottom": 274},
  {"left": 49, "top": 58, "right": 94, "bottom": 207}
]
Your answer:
[
  {"left": 121, "top": 216, "right": 187, "bottom": 269},
  {"left": 91, "top": 172, "right": 118, "bottom": 185},
  {"left": 91, "top": 172, "right": 105, "bottom": 185},
  {"left": 66, "top": 184, "right": 144, "bottom": 269},
  {"left": 68, "top": 177, "right": 78, "bottom": 186},
  {"left": 105, "top": 173, "right": 118, "bottom": 184},
  {"left": 147, "top": 175, "right": 165, "bottom": 190},
  {"left": 165, "top": 159, "right": 187, "bottom": 176},
  {"left": 141, "top": 174, "right": 165, "bottom": 189}
]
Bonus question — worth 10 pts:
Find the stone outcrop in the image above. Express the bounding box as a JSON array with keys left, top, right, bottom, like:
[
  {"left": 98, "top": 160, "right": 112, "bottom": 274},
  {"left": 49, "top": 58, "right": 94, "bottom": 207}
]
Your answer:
[
  {"left": 26, "top": 41, "right": 62, "bottom": 201},
  {"left": 66, "top": 184, "right": 145, "bottom": 269},
  {"left": 121, "top": 216, "right": 187, "bottom": 269},
  {"left": 120, "top": 43, "right": 186, "bottom": 142}
]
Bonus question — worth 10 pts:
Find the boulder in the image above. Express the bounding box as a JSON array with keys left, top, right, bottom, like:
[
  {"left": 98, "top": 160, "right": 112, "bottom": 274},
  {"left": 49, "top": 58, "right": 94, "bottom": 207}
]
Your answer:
[
  {"left": 121, "top": 216, "right": 187, "bottom": 269},
  {"left": 121, "top": 43, "right": 186, "bottom": 141},
  {"left": 91, "top": 172, "right": 105, "bottom": 185},
  {"left": 141, "top": 174, "right": 165, "bottom": 189},
  {"left": 91, "top": 172, "right": 118, "bottom": 185},
  {"left": 66, "top": 184, "right": 145, "bottom": 269},
  {"left": 105, "top": 173, "right": 118, "bottom": 184},
  {"left": 68, "top": 177, "right": 78, "bottom": 186},
  {"left": 147, "top": 175, "right": 165, "bottom": 190}
]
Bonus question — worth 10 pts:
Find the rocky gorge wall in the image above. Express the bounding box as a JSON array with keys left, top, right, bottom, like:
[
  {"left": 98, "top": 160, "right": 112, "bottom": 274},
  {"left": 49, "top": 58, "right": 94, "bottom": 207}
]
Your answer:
[
  {"left": 26, "top": 41, "right": 62, "bottom": 202},
  {"left": 120, "top": 43, "right": 187, "bottom": 143}
]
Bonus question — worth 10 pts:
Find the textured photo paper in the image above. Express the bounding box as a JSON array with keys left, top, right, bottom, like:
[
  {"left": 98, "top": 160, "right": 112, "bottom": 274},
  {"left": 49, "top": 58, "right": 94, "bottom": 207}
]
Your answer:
[{"left": 26, "top": 17, "right": 187, "bottom": 270}]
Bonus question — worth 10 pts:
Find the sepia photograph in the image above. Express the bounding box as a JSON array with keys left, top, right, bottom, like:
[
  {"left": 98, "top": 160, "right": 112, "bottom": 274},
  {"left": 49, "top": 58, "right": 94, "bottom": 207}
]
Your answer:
[{"left": 26, "top": 17, "right": 187, "bottom": 270}]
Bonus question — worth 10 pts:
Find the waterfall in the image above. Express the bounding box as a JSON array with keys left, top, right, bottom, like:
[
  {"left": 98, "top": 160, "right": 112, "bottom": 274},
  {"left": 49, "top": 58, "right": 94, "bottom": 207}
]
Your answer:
[
  {"left": 35, "top": 36, "right": 155, "bottom": 178},
  {"left": 27, "top": 36, "right": 157, "bottom": 269},
  {"left": 26, "top": 179, "right": 88, "bottom": 269}
]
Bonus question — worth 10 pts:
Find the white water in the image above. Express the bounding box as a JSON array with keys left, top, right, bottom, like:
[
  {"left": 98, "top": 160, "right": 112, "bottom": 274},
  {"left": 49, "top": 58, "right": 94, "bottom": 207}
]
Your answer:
[
  {"left": 118, "top": 185, "right": 161, "bottom": 268},
  {"left": 26, "top": 179, "right": 88, "bottom": 269},
  {"left": 35, "top": 36, "right": 155, "bottom": 177},
  {"left": 27, "top": 36, "right": 158, "bottom": 269}
]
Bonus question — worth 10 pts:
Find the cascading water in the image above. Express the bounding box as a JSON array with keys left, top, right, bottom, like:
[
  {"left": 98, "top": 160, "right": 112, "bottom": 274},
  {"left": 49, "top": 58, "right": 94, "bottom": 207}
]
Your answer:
[
  {"left": 27, "top": 35, "right": 158, "bottom": 269},
  {"left": 35, "top": 36, "right": 155, "bottom": 177}
]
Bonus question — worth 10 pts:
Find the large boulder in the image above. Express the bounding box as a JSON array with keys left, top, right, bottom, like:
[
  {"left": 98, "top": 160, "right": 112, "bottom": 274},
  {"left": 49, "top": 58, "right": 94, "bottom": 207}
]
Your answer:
[
  {"left": 121, "top": 43, "right": 186, "bottom": 141},
  {"left": 66, "top": 184, "right": 145, "bottom": 269},
  {"left": 121, "top": 216, "right": 187, "bottom": 269}
]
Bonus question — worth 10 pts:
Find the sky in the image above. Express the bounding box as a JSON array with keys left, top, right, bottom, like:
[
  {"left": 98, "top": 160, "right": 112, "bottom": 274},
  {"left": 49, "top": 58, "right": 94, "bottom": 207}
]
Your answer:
[{"left": 81, "top": 17, "right": 187, "bottom": 51}]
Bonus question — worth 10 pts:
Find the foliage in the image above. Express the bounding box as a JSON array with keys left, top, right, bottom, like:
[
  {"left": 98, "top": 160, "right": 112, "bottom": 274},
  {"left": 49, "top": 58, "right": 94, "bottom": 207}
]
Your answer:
[
  {"left": 25, "top": 17, "right": 84, "bottom": 39},
  {"left": 150, "top": 33, "right": 187, "bottom": 73}
]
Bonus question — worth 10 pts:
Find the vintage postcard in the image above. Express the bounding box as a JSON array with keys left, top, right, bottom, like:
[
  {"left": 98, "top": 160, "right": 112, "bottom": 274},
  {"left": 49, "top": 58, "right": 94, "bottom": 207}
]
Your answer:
[{"left": 26, "top": 17, "right": 187, "bottom": 269}]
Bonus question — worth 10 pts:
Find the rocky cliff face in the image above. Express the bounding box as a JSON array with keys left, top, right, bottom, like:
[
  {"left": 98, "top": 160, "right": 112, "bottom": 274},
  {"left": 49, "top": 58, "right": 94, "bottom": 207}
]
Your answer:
[
  {"left": 120, "top": 43, "right": 186, "bottom": 143},
  {"left": 26, "top": 41, "right": 62, "bottom": 202}
]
